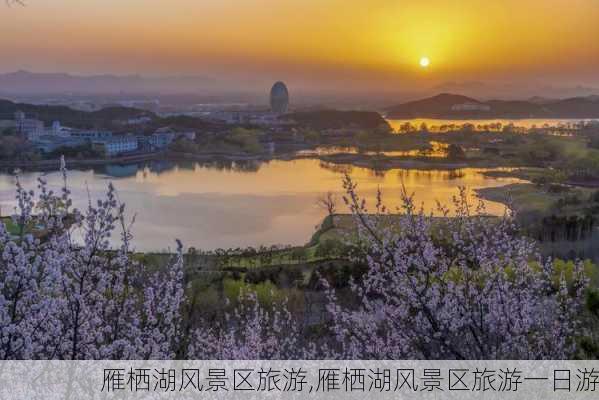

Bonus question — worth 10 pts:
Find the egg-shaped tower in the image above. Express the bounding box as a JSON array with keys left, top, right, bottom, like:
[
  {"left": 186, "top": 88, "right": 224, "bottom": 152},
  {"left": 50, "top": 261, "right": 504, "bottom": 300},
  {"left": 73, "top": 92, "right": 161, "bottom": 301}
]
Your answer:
[{"left": 270, "top": 81, "right": 289, "bottom": 114}]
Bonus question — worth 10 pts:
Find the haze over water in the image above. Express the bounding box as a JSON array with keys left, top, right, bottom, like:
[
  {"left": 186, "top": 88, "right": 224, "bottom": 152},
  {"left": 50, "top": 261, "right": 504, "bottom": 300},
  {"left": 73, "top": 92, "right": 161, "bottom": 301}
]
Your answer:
[{"left": 0, "top": 159, "right": 523, "bottom": 251}]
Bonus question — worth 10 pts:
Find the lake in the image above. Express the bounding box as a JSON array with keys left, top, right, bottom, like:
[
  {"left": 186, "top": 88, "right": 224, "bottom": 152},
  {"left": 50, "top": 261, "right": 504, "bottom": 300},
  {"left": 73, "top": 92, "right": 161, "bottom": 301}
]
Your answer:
[{"left": 0, "top": 159, "right": 524, "bottom": 251}]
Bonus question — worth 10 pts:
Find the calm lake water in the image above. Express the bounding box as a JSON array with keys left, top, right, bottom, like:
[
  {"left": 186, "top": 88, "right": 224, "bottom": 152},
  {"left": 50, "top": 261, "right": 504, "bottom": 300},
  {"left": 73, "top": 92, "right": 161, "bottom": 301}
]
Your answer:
[{"left": 0, "top": 159, "right": 524, "bottom": 251}]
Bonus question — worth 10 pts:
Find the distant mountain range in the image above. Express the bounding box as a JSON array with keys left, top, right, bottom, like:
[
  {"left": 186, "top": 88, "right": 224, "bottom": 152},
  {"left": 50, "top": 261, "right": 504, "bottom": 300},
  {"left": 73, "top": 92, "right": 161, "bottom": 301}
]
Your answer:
[
  {"left": 430, "top": 81, "right": 599, "bottom": 100},
  {"left": 387, "top": 93, "right": 599, "bottom": 119},
  {"left": 0, "top": 70, "right": 236, "bottom": 95}
]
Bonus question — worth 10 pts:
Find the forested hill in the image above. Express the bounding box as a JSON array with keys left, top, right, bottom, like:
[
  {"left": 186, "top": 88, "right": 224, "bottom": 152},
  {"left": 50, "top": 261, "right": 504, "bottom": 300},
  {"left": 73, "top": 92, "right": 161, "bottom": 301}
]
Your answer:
[
  {"left": 283, "top": 110, "right": 390, "bottom": 130},
  {"left": 387, "top": 93, "right": 599, "bottom": 119},
  {"left": 0, "top": 99, "right": 155, "bottom": 129}
]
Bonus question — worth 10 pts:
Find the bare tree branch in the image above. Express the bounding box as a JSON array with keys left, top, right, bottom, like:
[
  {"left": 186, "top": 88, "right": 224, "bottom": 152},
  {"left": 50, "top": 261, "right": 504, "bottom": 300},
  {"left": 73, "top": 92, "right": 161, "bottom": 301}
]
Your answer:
[{"left": 316, "top": 191, "right": 337, "bottom": 217}]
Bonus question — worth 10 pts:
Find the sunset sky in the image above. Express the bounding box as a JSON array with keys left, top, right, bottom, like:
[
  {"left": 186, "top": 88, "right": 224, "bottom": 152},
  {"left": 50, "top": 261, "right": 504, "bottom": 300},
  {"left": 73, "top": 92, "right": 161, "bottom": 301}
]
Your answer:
[{"left": 1, "top": 0, "right": 599, "bottom": 97}]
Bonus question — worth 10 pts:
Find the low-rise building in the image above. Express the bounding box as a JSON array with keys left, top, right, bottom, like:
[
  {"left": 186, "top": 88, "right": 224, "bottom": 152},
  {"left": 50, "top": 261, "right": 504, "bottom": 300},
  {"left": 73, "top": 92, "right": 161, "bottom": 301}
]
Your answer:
[
  {"left": 71, "top": 130, "right": 113, "bottom": 140},
  {"left": 154, "top": 127, "right": 197, "bottom": 141},
  {"left": 136, "top": 135, "right": 152, "bottom": 151},
  {"left": 150, "top": 132, "right": 176, "bottom": 149},
  {"left": 49, "top": 121, "right": 71, "bottom": 137},
  {"left": 14, "top": 111, "right": 45, "bottom": 140},
  {"left": 93, "top": 136, "right": 138, "bottom": 157},
  {"left": 32, "top": 136, "right": 86, "bottom": 154}
]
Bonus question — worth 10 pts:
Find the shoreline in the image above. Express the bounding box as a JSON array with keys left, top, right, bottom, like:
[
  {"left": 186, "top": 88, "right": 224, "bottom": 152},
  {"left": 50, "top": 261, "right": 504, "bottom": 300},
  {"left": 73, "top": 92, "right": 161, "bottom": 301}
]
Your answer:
[
  {"left": 0, "top": 152, "right": 166, "bottom": 171},
  {"left": 164, "top": 150, "right": 531, "bottom": 171},
  {"left": 0, "top": 150, "right": 505, "bottom": 171},
  {"left": 4, "top": 149, "right": 598, "bottom": 191},
  {"left": 0, "top": 150, "right": 553, "bottom": 177}
]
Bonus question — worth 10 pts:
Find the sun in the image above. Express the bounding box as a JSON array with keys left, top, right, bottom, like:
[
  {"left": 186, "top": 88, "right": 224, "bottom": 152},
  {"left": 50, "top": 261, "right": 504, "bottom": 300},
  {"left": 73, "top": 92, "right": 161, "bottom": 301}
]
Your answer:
[{"left": 419, "top": 57, "right": 430, "bottom": 68}]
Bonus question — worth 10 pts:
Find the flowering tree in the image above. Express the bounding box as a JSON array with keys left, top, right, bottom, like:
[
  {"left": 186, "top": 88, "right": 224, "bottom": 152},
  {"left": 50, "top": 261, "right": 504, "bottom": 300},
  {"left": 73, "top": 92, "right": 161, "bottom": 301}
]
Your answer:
[
  {"left": 0, "top": 160, "right": 589, "bottom": 359},
  {"left": 324, "top": 175, "right": 587, "bottom": 359},
  {"left": 0, "top": 158, "right": 184, "bottom": 359},
  {"left": 188, "top": 292, "right": 313, "bottom": 359},
  {"left": 188, "top": 175, "right": 588, "bottom": 360}
]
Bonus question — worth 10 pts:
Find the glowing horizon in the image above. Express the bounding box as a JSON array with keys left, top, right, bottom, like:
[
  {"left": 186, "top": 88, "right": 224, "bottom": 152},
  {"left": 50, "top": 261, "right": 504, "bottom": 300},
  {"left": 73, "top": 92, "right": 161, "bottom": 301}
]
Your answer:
[{"left": 1, "top": 0, "right": 598, "bottom": 95}]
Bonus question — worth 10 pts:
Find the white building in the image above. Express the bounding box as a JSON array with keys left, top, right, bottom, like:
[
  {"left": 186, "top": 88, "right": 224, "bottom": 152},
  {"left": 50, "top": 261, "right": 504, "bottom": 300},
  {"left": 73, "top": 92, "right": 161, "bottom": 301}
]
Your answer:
[
  {"left": 48, "top": 121, "right": 72, "bottom": 137},
  {"left": 32, "top": 136, "right": 86, "bottom": 154},
  {"left": 93, "top": 136, "right": 138, "bottom": 157},
  {"left": 14, "top": 111, "right": 45, "bottom": 140},
  {"left": 150, "top": 132, "right": 176, "bottom": 149},
  {"left": 71, "top": 130, "right": 113, "bottom": 140}
]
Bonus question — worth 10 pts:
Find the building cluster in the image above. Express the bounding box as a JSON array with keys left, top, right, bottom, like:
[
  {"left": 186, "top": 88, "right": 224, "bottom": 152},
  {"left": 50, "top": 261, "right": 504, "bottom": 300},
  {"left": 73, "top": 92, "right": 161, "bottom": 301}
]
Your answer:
[
  {"left": 206, "top": 110, "right": 293, "bottom": 126},
  {"left": 5, "top": 82, "right": 290, "bottom": 157},
  {"left": 14, "top": 111, "right": 69, "bottom": 140},
  {"left": 12, "top": 111, "right": 195, "bottom": 157},
  {"left": 203, "top": 81, "right": 292, "bottom": 126}
]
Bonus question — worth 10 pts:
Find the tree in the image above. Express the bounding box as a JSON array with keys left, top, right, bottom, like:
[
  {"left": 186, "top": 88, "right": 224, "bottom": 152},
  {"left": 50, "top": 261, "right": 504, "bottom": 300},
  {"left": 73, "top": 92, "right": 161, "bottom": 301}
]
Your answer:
[
  {"left": 0, "top": 158, "right": 589, "bottom": 360},
  {"left": 314, "top": 238, "right": 344, "bottom": 259},
  {"left": 187, "top": 175, "right": 588, "bottom": 360},
  {"left": 170, "top": 138, "right": 198, "bottom": 153},
  {"left": 290, "top": 247, "right": 308, "bottom": 264},
  {"left": 0, "top": 136, "right": 23, "bottom": 160},
  {"left": 324, "top": 176, "right": 587, "bottom": 359},
  {"left": 188, "top": 292, "right": 312, "bottom": 359},
  {"left": 316, "top": 191, "right": 337, "bottom": 228},
  {"left": 0, "top": 157, "right": 185, "bottom": 359}
]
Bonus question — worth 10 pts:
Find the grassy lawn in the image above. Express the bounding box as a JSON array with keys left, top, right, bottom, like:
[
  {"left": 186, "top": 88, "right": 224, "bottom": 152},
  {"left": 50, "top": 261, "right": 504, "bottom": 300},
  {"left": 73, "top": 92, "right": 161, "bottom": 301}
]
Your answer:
[
  {"left": 477, "top": 183, "right": 557, "bottom": 213},
  {"left": 477, "top": 183, "right": 597, "bottom": 216},
  {"left": 483, "top": 167, "right": 557, "bottom": 181}
]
